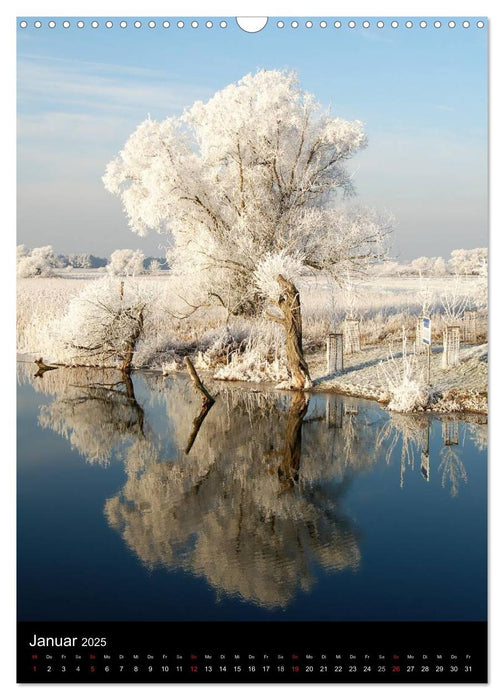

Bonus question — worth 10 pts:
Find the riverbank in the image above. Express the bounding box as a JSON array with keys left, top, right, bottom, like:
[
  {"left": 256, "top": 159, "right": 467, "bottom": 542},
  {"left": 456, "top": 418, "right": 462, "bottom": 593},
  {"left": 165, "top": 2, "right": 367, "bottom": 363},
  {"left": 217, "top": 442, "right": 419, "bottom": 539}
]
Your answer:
[
  {"left": 18, "top": 338, "right": 488, "bottom": 415},
  {"left": 307, "top": 342, "right": 487, "bottom": 414}
]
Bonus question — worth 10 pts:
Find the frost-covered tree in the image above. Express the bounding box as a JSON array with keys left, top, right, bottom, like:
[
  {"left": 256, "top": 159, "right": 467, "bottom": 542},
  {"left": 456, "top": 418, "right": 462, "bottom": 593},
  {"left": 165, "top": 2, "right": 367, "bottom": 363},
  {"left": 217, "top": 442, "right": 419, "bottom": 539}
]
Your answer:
[
  {"left": 17, "top": 244, "right": 57, "bottom": 278},
  {"left": 68, "top": 253, "right": 92, "bottom": 269},
  {"left": 411, "top": 256, "right": 431, "bottom": 275},
  {"left": 17, "top": 244, "right": 29, "bottom": 261},
  {"left": 432, "top": 256, "right": 447, "bottom": 277},
  {"left": 107, "top": 248, "right": 145, "bottom": 277},
  {"left": 104, "top": 69, "right": 391, "bottom": 388},
  {"left": 56, "top": 278, "right": 153, "bottom": 372},
  {"left": 449, "top": 248, "right": 488, "bottom": 276}
]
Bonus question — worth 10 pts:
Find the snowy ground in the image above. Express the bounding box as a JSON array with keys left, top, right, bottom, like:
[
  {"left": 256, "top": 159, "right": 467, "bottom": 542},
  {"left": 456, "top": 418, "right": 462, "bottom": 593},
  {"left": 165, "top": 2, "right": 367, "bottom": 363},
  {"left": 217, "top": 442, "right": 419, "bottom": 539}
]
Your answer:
[
  {"left": 17, "top": 271, "right": 487, "bottom": 413},
  {"left": 308, "top": 342, "right": 488, "bottom": 414}
]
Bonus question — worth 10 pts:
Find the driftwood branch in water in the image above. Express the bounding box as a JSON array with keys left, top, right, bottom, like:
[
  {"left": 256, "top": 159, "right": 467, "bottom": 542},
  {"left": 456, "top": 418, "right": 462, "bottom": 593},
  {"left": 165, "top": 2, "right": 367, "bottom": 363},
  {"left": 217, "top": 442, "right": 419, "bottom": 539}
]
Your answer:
[
  {"left": 183, "top": 356, "right": 216, "bottom": 454},
  {"left": 185, "top": 400, "right": 214, "bottom": 454},
  {"left": 34, "top": 357, "right": 58, "bottom": 377},
  {"left": 184, "top": 356, "right": 215, "bottom": 405}
]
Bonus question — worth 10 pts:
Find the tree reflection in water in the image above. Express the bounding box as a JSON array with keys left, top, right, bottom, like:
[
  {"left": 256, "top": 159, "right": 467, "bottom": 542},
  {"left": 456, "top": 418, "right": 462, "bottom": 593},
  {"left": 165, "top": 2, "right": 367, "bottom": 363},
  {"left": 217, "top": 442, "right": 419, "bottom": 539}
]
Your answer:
[
  {"left": 104, "top": 386, "right": 363, "bottom": 609},
  {"left": 17, "top": 363, "right": 486, "bottom": 607}
]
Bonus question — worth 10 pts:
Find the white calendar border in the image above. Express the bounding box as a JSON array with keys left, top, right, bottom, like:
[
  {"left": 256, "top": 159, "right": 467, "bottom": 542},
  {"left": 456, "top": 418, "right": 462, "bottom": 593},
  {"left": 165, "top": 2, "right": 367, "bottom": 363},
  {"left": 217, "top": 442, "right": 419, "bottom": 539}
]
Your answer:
[{"left": 3, "top": 2, "right": 501, "bottom": 699}]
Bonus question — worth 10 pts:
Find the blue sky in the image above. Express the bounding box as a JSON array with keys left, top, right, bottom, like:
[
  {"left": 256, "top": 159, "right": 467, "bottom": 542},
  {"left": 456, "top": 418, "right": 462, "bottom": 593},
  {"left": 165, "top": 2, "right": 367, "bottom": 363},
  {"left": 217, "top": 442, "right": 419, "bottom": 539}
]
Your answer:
[{"left": 17, "top": 17, "right": 488, "bottom": 259}]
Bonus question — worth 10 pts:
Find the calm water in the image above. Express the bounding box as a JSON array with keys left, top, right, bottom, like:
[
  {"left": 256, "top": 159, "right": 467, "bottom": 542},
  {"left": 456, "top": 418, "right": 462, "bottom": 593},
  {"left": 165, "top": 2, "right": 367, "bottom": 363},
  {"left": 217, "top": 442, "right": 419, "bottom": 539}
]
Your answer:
[{"left": 17, "top": 363, "right": 487, "bottom": 622}]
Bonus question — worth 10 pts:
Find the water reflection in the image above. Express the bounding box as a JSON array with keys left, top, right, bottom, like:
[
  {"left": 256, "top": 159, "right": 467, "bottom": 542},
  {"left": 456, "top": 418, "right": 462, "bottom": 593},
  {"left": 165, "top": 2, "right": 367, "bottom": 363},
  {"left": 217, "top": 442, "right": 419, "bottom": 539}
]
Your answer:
[
  {"left": 17, "top": 362, "right": 487, "bottom": 609},
  {"left": 37, "top": 371, "right": 146, "bottom": 466}
]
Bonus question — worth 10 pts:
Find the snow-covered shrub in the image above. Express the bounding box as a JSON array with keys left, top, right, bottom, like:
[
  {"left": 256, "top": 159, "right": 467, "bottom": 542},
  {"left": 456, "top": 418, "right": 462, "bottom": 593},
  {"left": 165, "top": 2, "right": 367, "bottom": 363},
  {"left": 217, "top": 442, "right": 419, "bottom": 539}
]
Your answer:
[
  {"left": 149, "top": 258, "right": 162, "bottom": 274},
  {"left": 440, "top": 275, "right": 472, "bottom": 326},
  {"left": 17, "top": 245, "right": 57, "bottom": 278},
  {"left": 379, "top": 335, "right": 430, "bottom": 412},
  {"left": 214, "top": 322, "right": 288, "bottom": 383},
  {"left": 192, "top": 326, "right": 241, "bottom": 369},
  {"left": 107, "top": 249, "right": 145, "bottom": 277},
  {"left": 417, "top": 278, "right": 434, "bottom": 317},
  {"left": 340, "top": 273, "right": 360, "bottom": 319},
  {"left": 54, "top": 277, "right": 155, "bottom": 369}
]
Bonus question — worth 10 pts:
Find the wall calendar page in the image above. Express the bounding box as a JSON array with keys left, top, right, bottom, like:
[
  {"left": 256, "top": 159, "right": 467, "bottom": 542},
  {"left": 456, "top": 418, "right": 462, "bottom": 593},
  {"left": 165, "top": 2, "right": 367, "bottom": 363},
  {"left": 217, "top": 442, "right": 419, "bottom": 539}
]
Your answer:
[{"left": 16, "top": 13, "right": 488, "bottom": 685}]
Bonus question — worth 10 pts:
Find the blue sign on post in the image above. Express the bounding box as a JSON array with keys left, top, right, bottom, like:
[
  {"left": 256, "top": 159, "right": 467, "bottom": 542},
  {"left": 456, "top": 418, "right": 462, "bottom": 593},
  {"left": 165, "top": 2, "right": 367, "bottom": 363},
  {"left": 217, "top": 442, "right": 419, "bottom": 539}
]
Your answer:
[{"left": 422, "top": 317, "right": 431, "bottom": 346}]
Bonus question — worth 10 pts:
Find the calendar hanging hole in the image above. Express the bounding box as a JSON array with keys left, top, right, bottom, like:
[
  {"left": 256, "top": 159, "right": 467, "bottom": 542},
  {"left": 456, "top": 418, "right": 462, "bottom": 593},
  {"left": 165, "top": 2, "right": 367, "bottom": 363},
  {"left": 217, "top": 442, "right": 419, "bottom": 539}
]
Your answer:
[{"left": 236, "top": 17, "right": 267, "bottom": 33}]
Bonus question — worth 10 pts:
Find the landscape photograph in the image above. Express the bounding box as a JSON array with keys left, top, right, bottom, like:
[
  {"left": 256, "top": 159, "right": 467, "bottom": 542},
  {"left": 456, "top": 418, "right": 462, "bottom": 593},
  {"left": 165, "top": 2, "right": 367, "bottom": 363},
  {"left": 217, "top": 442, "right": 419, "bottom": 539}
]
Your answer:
[{"left": 17, "top": 17, "right": 487, "bottom": 625}]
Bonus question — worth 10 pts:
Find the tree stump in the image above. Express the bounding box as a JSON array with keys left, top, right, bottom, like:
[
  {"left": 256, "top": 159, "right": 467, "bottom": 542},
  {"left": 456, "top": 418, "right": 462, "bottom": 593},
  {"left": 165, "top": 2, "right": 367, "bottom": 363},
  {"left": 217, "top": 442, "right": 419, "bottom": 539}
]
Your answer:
[{"left": 267, "top": 275, "right": 312, "bottom": 390}]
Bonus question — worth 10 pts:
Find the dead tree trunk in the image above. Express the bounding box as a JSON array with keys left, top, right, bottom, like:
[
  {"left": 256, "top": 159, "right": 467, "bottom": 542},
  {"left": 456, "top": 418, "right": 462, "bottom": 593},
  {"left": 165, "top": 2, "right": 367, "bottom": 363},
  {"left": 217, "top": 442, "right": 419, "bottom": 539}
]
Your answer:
[
  {"left": 121, "top": 307, "right": 144, "bottom": 374},
  {"left": 266, "top": 275, "right": 312, "bottom": 390},
  {"left": 184, "top": 357, "right": 215, "bottom": 405}
]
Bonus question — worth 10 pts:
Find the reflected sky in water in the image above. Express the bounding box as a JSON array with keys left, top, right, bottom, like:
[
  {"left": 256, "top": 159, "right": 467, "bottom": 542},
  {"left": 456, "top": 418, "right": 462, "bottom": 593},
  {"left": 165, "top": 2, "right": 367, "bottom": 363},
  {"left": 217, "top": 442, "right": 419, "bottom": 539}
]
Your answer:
[{"left": 17, "top": 363, "right": 487, "bottom": 622}]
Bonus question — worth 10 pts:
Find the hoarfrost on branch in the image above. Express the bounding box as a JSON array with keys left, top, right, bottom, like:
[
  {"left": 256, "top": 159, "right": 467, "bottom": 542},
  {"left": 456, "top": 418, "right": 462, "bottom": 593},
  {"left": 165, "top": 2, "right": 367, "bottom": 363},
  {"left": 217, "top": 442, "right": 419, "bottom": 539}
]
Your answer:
[{"left": 103, "top": 69, "right": 392, "bottom": 316}]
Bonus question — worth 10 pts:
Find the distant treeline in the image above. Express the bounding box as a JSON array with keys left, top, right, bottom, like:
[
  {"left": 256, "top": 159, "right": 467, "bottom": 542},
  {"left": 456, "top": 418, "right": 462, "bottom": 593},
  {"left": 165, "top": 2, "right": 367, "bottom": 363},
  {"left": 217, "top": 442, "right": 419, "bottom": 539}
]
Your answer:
[
  {"left": 373, "top": 248, "right": 487, "bottom": 277},
  {"left": 56, "top": 253, "right": 169, "bottom": 270},
  {"left": 17, "top": 244, "right": 171, "bottom": 278},
  {"left": 18, "top": 243, "right": 486, "bottom": 279}
]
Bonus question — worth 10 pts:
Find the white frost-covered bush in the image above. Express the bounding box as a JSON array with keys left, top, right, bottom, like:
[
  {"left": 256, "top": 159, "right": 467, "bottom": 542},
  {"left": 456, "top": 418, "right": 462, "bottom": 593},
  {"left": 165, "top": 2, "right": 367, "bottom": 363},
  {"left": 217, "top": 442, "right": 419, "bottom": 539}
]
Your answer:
[
  {"left": 54, "top": 277, "right": 154, "bottom": 368},
  {"left": 192, "top": 327, "right": 238, "bottom": 369},
  {"left": 440, "top": 275, "right": 472, "bottom": 326},
  {"left": 17, "top": 245, "right": 57, "bottom": 278},
  {"left": 379, "top": 337, "right": 430, "bottom": 412},
  {"left": 107, "top": 249, "right": 145, "bottom": 277},
  {"left": 214, "top": 322, "right": 288, "bottom": 383},
  {"left": 149, "top": 259, "right": 162, "bottom": 274}
]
